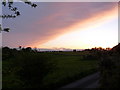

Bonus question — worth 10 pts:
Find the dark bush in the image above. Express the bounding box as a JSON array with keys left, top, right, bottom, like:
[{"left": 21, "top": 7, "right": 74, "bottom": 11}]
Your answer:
[
  {"left": 16, "top": 53, "right": 53, "bottom": 88},
  {"left": 3, "top": 50, "right": 55, "bottom": 88},
  {"left": 99, "top": 54, "right": 120, "bottom": 88},
  {"left": 82, "top": 54, "right": 98, "bottom": 60},
  {"left": 2, "top": 47, "right": 18, "bottom": 60}
]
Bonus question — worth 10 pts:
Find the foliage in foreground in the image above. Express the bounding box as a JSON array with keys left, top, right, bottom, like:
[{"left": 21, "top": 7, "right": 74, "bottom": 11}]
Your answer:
[
  {"left": 3, "top": 47, "right": 54, "bottom": 88},
  {"left": 99, "top": 43, "right": 120, "bottom": 88},
  {"left": 3, "top": 47, "right": 99, "bottom": 88}
]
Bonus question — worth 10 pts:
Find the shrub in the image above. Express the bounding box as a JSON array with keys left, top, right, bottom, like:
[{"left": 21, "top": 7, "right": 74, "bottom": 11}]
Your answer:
[
  {"left": 99, "top": 54, "right": 120, "bottom": 88},
  {"left": 3, "top": 52, "right": 55, "bottom": 88}
]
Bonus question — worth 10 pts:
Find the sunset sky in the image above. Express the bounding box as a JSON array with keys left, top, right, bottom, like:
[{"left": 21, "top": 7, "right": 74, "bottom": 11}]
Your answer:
[{"left": 2, "top": 2, "right": 118, "bottom": 49}]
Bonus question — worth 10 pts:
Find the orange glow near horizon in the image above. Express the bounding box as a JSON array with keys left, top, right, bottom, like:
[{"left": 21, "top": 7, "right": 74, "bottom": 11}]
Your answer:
[{"left": 31, "top": 5, "right": 118, "bottom": 49}]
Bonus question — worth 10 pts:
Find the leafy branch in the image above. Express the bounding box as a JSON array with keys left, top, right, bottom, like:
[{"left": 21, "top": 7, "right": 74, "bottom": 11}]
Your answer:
[{"left": 0, "top": 0, "right": 37, "bottom": 32}]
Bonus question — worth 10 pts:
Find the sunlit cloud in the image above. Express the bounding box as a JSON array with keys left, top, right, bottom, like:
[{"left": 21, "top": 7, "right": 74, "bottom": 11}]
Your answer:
[
  {"left": 39, "top": 17, "right": 118, "bottom": 49},
  {"left": 32, "top": 2, "right": 118, "bottom": 48},
  {"left": 2, "top": 2, "right": 118, "bottom": 48}
]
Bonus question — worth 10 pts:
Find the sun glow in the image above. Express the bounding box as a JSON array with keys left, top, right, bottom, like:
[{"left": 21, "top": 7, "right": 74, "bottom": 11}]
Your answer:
[
  {"left": 39, "top": 16, "right": 118, "bottom": 49},
  {"left": 36, "top": 5, "right": 118, "bottom": 49}
]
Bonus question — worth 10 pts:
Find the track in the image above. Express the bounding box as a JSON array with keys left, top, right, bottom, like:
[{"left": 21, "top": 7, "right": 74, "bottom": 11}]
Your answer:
[{"left": 60, "top": 72, "right": 100, "bottom": 89}]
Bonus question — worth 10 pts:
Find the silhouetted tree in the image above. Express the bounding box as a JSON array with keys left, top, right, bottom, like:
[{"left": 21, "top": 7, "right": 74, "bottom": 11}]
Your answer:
[
  {"left": 2, "top": 46, "right": 10, "bottom": 51},
  {"left": 25, "top": 47, "right": 32, "bottom": 52},
  {"left": 111, "top": 43, "right": 120, "bottom": 54},
  {"left": 19, "top": 46, "right": 22, "bottom": 50},
  {"left": 105, "top": 47, "right": 111, "bottom": 51},
  {"left": 0, "top": 0, "right": 37, "bottom": 32},
  {"left": 99, "top": 43, "right": 120, "bottom": 88},
  {"left": 2, "top": 47, "right": 14, "bottom": 60},
  {"left": 1, "top": 0, "right": 37, "bottom": 19},
  {"left": 73, "top": 49, "right": 76, "bottom": 52}
]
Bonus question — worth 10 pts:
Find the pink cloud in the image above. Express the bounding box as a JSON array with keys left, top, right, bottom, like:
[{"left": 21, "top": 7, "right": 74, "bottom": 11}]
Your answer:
[
  {"left": 30, "top": 2, "right": 117, "bottom": 47},
  {"left": 2, "top": 2, "right": 118, "bottom": 48}
]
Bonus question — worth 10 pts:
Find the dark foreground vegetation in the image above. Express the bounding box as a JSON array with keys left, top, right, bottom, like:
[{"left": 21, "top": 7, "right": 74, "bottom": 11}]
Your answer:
[
  {"left": 2, "top": 44, "right": 120, "bottom": 88},
  {"left": 3, "top": 47, "right": 54, "bottom": 88},
  {"left": 99, "top": 43, "right": 120, "bottom": 88}
]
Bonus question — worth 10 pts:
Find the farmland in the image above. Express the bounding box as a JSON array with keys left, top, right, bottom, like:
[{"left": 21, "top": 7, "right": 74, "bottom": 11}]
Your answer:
[{"left": 2, "top": 47, "right": 99, "bottom": 88}]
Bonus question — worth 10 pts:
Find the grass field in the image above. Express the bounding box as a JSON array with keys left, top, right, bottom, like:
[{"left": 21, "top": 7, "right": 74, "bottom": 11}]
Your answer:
[
  {"left": 3, "top": 51, "right": 99, "bottom": 88},
  {"left": 38, "top": 52, "right": 98, "bottom": 88}
]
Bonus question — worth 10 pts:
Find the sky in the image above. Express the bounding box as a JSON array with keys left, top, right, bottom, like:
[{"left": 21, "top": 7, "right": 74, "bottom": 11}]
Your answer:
[{"left": 2, "top": 2, "right": 118, "bottom": 49}]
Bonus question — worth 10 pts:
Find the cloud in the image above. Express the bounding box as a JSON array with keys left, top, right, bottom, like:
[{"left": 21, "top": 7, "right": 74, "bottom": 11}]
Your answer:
[
  {"left": 31, "top": 2, "right": 117, "bottom": 47},
  {"left": 2, "top": 2, "right": 118, "bottom": 48}
]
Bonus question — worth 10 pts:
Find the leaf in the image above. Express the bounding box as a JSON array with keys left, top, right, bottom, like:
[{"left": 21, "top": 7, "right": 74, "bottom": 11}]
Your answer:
[{"left": 3, "top": 28, "right": 10, "bottom": 32}]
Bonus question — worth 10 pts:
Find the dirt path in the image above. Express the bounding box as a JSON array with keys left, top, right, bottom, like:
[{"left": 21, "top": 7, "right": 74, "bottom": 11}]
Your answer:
[{"left": 60, "top": 72, "right": 100, "bottom": 89}]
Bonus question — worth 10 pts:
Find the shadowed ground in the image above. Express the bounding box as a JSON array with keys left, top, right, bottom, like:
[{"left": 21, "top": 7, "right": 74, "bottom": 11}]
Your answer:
[{"left": 60, "top": 72, "right": 100, "bottom": 89}]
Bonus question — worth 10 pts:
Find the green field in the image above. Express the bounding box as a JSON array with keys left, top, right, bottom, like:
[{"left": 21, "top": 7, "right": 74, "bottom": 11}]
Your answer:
[
  {"left": 3, "top": 50, "right": 99, "bottom": 88},
  {"left": 42, "top": 52, "right": 98, "bottom": 88}
]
